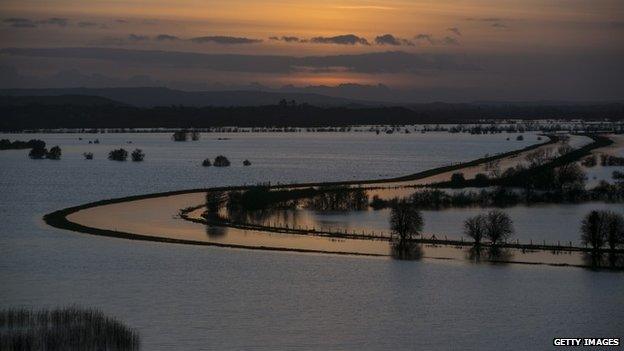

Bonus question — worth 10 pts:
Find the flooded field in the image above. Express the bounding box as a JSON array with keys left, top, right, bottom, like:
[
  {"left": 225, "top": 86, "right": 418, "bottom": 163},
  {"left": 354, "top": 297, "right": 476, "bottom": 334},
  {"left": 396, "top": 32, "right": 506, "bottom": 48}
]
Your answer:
[{"left": 2, "top": 131, "right": 623, "bottom": 350}]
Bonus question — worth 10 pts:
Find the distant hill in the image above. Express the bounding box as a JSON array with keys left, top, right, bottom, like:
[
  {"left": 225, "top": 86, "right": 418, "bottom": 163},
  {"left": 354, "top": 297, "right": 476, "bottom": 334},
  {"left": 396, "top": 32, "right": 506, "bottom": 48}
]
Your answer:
[
  {"left": 1, "top": 98, "right": 622, "bottom": 131},
  {"left": 0, "top": 95, "right": 126, "bottom": 106},
  {"left": 0, "top": 87, "right": 372, "bottom": 107}
]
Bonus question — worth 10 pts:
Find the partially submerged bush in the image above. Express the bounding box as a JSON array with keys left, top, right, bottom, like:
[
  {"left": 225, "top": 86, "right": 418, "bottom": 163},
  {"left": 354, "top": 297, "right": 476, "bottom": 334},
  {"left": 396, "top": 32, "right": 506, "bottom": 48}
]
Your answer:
[
  {"left": 0, "top": 306, "right": 140, "bottom": 350},
  {"left": 83, "top": 152, "right": 94, "bottom": 160},
  {"left": 243, "top": 159, "right": 251, "bottom": 166},
  {"left": 213, "top": 155, "right": 231, "bottom": 167},
  {"left": 202, "top": 159, "right": 211, "bottom": 167},
  {"left": 172, "top": 131, "right": 188, "bottom": 142},
  {"left": 46, "top": 146, "right": 62, "bottom": 160},
  {"left": 28, "top": 146, "right": 47, "bottom": 159},
  {"left": 131, "top": 149, "right": 145, "bottom": 162},
  {"left": 108, "top": 148, "right": 128, "bottom": 161}
]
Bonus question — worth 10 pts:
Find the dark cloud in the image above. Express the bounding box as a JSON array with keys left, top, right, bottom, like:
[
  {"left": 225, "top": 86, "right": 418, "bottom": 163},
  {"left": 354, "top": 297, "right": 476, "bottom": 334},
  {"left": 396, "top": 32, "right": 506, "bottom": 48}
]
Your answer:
[
  {"left": 441, "top": 36, "right": 459, "bottom": 45},
  {"left": 38, "top": 18, "right": 69, "bottom": 27},
  {"left": 269, "top": 36, "right": 304, "bottom": 43},
  {"left": 414, "top": 34, "right": 435, "bottom": 45},
  {"left": 466, "top": 17, "right": 503, "bottom": 22},
  {"left": 414, "top": 34, "right": 459, "bottom": 45},
  {"left": 128, "top": 34, "right": 149, "bottom": 41},
  {"left": 0, "top": 47, "right": 478, "bottom": 74},
  {"left": 447, "top": 27, "right": 461, "bottom": 36},
  {"left": 310, "top": 34, "right": 370, "bottom": 45},
  {"left": 374, "top": 34, "right": 413, "bottom": 46},
  {"left": 155, "top": 34, "right": 180, "bottom": 41},
  {"left": 78, "top": 21, "right": 98, "bottom": 28},
  {"left": 190, "top": 36, "right": 262, "bottom": 44},
  {"left": 3, "top": 18, "right": 37, "bottom": 28}
]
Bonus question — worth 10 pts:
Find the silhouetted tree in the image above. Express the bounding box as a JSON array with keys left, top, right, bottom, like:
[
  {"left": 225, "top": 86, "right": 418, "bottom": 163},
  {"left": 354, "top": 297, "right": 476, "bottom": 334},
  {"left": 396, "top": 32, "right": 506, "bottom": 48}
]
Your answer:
[
  {"left": 243, "top": 159, "right": 251, "bottom": 166},
  {"left": 581, "top": 210, "right": 606, "bottom": 251},
  {"left": 29, "top": 145, "right": 47, "bottom": 159},
  {"left": 390, "top": 200, "right": 423, "bottom": 242},
  {"left": 202, "top": 159, "right": 211, "bottom": 167},
  {"left": 108, "top": 148, "right": 128, "bottom": 161},
  {"left": 464, "top": 214, "right": 487, "bottom": 245},
  {"left": 191, "top": 131, "right": 200, "bottom": 141},
  {"left": 485, "top": 210, "right": 514, "bottom": 246},
  {"left": 213, "top": 155, "right": 231, "bottom": 167},
  {"left": 604, "top": 211, "right": 624, "bottom": 250},
  {"left": 450, "top": 172, "right": 466, "bottom": 185},
  {"left": 83, "top": 152, "right": 94, "bottom": 160},
  {"left": 131, "top": 149, "right": 145, "bottom": 162}
]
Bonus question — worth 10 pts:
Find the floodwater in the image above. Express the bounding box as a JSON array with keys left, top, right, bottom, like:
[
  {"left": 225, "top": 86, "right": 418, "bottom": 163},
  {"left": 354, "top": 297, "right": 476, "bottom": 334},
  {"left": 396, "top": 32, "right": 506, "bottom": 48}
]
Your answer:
[{"left": 2, "top": 132, "right": 623, "bottom": 350}]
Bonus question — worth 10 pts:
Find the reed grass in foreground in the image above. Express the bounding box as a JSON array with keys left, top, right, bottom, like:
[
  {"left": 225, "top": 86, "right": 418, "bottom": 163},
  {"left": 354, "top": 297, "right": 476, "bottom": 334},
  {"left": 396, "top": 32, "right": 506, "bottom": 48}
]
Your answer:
[{"left": 0, "top": 307, "right": 140, "bottom": 351}]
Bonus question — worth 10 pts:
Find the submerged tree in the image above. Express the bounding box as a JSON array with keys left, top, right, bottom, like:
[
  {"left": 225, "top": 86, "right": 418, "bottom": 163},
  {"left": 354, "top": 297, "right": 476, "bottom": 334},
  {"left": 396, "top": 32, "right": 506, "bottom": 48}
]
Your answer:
[
  {"left": 172, "top": 131, "right": 188, "bottom": 142},
  {"left": 45, "top": 146, "right": 62, "bottom": 160},
  {"left": 464, "top": 214, "right": 487, "bottom": 246},
  {"left": 389, "top": 200, "right": 424, "bottom": 260},
  {"left": 131, "top": 148, "right": 145, "bottom": 162},
  {"left": 581, "top": 210, "right": 606, "bottom": 251},
  {"left": 390, "top": 200, "right": 423, "bottom": 242},
  {"left": 484, "top": 210, "right": 514, "bottom": 246},
  {"left": 108, "top": 148, "right": 128, "bottom": 161},
  {"left": 604, "top": 212, "right": 624, "bottom": 250},
  {"left": 29, "top": 145, "right": 47, "bottom": 159},
  {"left": 213, "top": 155, "right": 231, "bottom": 167}
]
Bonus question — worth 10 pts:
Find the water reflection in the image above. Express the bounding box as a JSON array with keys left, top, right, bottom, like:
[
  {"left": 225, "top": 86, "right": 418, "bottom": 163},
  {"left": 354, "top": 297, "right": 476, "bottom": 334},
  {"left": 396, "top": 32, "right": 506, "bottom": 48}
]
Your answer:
[
  {"left": 390, "top": 239, "right": 423, "bottom": 260},
  {"left": 466, "top": 245, "right": 513, "bottom": 264},
  {"left": 205, "top": 224, "right": 226, "bottom": 237},
  {"left": 582, "top": 252, "right": 624, "bottom": 270}
]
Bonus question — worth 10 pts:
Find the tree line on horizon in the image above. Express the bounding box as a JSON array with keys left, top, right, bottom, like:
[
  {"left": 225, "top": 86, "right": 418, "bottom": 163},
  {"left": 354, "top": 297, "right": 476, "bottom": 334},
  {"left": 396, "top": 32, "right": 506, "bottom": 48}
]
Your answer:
[{"left": 1, "top": 98, "right": 624, "bottom": 130}]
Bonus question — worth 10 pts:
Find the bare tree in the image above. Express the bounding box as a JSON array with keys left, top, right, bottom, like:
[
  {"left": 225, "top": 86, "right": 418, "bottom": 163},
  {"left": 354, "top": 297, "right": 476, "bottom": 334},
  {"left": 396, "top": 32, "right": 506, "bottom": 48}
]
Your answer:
[
  {"left": 525, "top": 148, "right": 553, "bottom": 168},
  {"left": 604, "top": 211, "right": 624, "bottom": 250},
  {"left": 390, "top": 200, "right": 423, "bottom": 241},
  {"left": 581, "top": 210, "right": 607, "bottom": 251},
  {"left": 485, "top": 210, "right": 514, "bottom": 246},
  {"left": 464, "top": 214, "right": 487, "bottom": 245}
]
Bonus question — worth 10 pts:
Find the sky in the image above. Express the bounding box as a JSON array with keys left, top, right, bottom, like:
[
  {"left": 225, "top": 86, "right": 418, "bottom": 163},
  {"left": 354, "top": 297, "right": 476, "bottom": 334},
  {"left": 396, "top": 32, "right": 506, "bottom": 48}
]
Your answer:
[{"left": 0, "top": 0, "right": 623, "bottom": 102}]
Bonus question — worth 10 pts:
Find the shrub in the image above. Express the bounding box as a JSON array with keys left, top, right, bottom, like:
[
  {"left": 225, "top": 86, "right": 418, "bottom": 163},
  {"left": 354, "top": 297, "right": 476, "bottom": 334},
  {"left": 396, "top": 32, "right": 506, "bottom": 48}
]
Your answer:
[
  {"left": 516, "top": 135, "right": 524, "bottom": 141},
  {"left": 172, "top": 131, "right": 188, "bottom": 141},
  {"left": 46, "top": 146, "right": 62, "bottom": 160},
  {"left": 131, "top": 149, "right": 145, "bottom": 162},
  {"left": 474, "top": 173, "right": 489, "bottom": 186},
  {"left": 214, "top": 155, "right": 231, "bottom": 167},
  {"left": 83, "top": 152, "right": 94, "bottom": 160},
  {"left": 450, "top": 172, "right": 466, "bottom": 185},
  {"left": 202, "top": 159, "right": 211, "bottom": 167},
  {"left": 243, "top": 159, "right": 251, "bottom": 166},
  {"left": 28, "top": 146, "right": 47, "bottom": 159},
  {"left": 0, "top": 307, "right": 140, "bottom": 350},
  {"left": 108, "top": 148, "right": 128, "bottom": 161}
]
